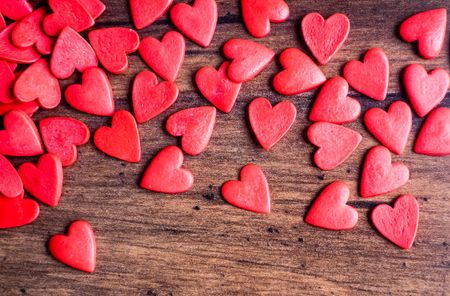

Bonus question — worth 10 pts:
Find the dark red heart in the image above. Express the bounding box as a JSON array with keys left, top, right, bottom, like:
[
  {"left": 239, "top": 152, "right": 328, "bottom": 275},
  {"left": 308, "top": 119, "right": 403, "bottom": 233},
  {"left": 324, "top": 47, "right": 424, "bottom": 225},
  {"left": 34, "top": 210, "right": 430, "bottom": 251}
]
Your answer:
[
  {"left": 415, "top": 107, "right": 450, "bottom": 156},
  {"left": 0, "top": 60, "right": 16, "bottom": 104},
  {"left": 0, "top": 153, "right": 23, "bottom": 198},
  {"left": 241, "top": 0, "right": 289, "bottom": 38},
  {"left": 0, "top": 0, "right": 32, "bottom": 20},
  {"left": 130, "top": 0, "right": 172, "bottom": 30},
  {"left": 0, "top": 100, "right": 39, "bottom": 117},
  {"left": 77, "top": 0, "right": 106, "bottom": 20},
  {"left": 0, "top": 194, "right": 39, "bottom": 228},
  {"left": 0, "top": 24, "right": 40, "bottom": 64}
]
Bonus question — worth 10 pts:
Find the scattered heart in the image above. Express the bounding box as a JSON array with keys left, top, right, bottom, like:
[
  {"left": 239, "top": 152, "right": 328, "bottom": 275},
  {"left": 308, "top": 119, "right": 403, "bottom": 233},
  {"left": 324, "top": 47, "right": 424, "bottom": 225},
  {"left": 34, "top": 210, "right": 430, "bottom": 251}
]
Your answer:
[
  {"left": 241, "top": 0, "right": 290, "bottom": 38},
  {"left": 415, "top": 107, "right": 450, "bottom": 156}
]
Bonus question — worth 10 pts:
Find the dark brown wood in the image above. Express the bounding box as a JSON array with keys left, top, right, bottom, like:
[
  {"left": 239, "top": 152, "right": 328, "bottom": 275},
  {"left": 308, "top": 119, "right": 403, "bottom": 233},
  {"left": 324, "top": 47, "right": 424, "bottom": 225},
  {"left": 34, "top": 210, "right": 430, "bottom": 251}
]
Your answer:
[{"left": 1, "top": 0, "right": 450, "bottom": 295}]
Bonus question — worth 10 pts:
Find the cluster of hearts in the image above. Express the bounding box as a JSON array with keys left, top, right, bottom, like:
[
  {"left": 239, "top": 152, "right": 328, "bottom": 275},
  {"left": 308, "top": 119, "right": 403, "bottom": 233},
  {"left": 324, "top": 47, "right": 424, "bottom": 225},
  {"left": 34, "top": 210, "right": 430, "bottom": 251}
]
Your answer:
[{"left": 0, "top": 0, "right": 448, "bottom": 272}]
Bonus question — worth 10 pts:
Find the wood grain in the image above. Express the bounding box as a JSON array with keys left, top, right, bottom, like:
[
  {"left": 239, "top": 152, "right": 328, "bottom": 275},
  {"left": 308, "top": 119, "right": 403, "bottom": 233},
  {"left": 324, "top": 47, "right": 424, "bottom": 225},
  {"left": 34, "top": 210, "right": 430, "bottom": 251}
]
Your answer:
[{"left": 1, "top": 0, "right": 450, "bottom": 295}]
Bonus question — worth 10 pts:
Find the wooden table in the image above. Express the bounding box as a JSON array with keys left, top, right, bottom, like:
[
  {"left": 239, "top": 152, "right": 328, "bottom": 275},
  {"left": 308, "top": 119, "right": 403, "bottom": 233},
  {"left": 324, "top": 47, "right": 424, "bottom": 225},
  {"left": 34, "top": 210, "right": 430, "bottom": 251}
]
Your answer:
[{"left": 1, "top": 0, "right": 449, "bottom": 295}]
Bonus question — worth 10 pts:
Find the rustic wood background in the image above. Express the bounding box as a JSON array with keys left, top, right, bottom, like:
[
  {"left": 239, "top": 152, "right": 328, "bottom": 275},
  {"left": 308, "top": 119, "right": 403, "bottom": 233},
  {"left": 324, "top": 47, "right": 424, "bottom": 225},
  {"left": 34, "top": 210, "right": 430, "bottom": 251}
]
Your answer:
[{"left": 1, "top": 0, "right": 449, "bottom": 295}]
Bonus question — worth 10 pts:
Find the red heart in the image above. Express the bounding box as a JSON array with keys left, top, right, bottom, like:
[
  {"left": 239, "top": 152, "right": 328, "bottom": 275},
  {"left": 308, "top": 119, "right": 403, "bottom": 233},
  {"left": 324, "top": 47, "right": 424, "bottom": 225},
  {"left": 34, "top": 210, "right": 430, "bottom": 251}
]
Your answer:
[
  {"left": 0, "top": 100, "right": 39, "bottom": 117},
  {"left": 65, "top": 67, "right": 115, "bottom": 116},
  {"left": 343, "top": 48, "right": 389, "bottom": 101},
  {"left": 241, "top": 0, "right": 289, "bottom": 38},
  {"left": 14, "top": 59, "right": 61, "bottom": 109},
  {"left": 222, "top": 163, "right": 270, "bottom": 214},
  {"left": 301, "top": 13, "right": 350, "bottom": 65},
  {"left": 309, "top": 76, "right": 361, "bottom": 124},
  {"left": 166, "top": 106, "right": 216, "bottom": 155},
  {"left": 89, "top": 27, "right": 140, "bottom": 74},
  {"left": 94, "top": 110, "right": 141, "bottom": 163},
  {"left": 170, "top": 0, "right": 217, "bottom": 47},
  {"left": 223, "top": 38, "right": 275, "bottom": 83},
  {"left": 48, "top": 220, "right": 96, "bottom": 272},
  {"left": 50, "top": 27, "right": 98, "bottom": 79},
  {"left": 18, "top": 153, "right": 63, "bottom": 207},
  {"left": 305, "top": 181, "right": 358, "bottom": 230},
  {"left": 139, "top": 31, "right": 185, "bottom": 82},
  {"left": 0, "top": 13, "right": 5, "bottom": 31},
  {"left": 0, "top": 24, "right": 40, "bottom": 64},
  {"left": 364, "top": 101, "right": 412, "bottom": 155},
  {"left": 361, "top": 146, "right": 409, "bottom": 198},
  {"left": 0, "top": 110, "right": 43, "bottom": 157},
  {"left": 195, "top": 61, "right": 242, "bottom": 113},
  {"left": 141, "top": 146, "right": 194, "bottom": 194},
  {"left": 403, "top": 64, "right": 449, "bottom": 117},
  {"left": 273, "top": 48, "right": 326, "bottom": 96},
  {"left": 371, "top": 195, "right": 419, "bottom": 249},
  {"left": 0, "top": 194, "right": 39, "bottom": 228},
  {"left": 43, "top": 0, "right": 95, "bottom": 36},
  {"left": 132, "top": 70, "right": 179, "bottom": 123},
  {"left": 0, "top": 153, "right": 23, "bottom": 198},
  {"left": 0, "top": 0, "right": 32, "bottom": 20},
  {"left": 399, "top": 8, "right": 447, "bottom": 59},
  {"left": 39, "top": 116, "right": 90, "bottom": 167},
  {"left": 0, "top": 60, "right": 16, "bottom": 104},
  {"left": 248, "top": 97, "right": 296, "bottom": 150},
  {"left": 77, "top": 0, "right": 106, "bottom": 20},
  {"left": 308, "top": 122, "right": 361, "bottom": 171},
  {"left": 415, "top": 107, "right": 450, "bottom": 156},
  {"left": 130, "top": 0, "right": 172, "bottom": 30}
]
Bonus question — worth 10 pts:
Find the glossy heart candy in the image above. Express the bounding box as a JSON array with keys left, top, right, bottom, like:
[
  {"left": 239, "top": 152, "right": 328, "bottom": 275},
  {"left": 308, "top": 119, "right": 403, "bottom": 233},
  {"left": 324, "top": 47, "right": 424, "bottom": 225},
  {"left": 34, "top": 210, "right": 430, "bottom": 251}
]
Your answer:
[
  {"left": 309, "top": 77, "right": 361, "bottom": 124},
  {"left": 130, "top": 0, "right": 172, "bottom": 30},
  {"left": 40, "top": 117, "right": 90, "bottom": 167},
  {"left": 399, "top": 9, "right": 447, "bottom": 59},
  {"left": 65, "top": 67, "right": 115, "bottom": 116},
  {"left": 0, "top": 100, "right": 39, "bottom": 117},
  {"left": 273, "top": 48, "right": 326, "bottom": 95},
  {"left": 139, "top": 31, "right": 185, "bottom": 82},
  {"left": 50, "top": 27, "right": 98, "bottom": 79},
  {"left": 364, "top": 101, "right": 412, "bottom": 155},
  {"left": 48, "top": 220, "right": 96, "bottom": 272},
  {"left": 77, "top": 0, "right": 106, "bottom": 20},
  {"left": 132, "top": 70, "right": 179, "bottom": 123},
  {"left": 343, "top": 48, "right": 389, "bottom": 101},
  {"left": 14, "top": 59, "right": 61, "bottom": 109},
  {"left": 0, "top": 194, "right": 39, "bottom": 228},
  {"left": 0, "top": 0, "right": 32, "bottom": 20},
  {"left": 241, "top": 0, "right": 289, "bottom": 38},
  {"left": 196, "top": 61, "right": 242, "bottom": 113},
  {"left": 141, "top": 146, "right": 194, "bottom": 194},
  {"left": 305, "top": 181, "right": 358, "bottom": 230},
  {"left": 403, "top": 64, "right": 449, "bottom": 117},
  {"left": 308, "top": 122, "right": 362, "bottom": 171},
  {"left": 0, "top": 60, "right": 16, "bottom": 104},
  {"left": 166, "top": 106, "right": 216, "bottom": 155},
  {"left": 0, "top": 154, "right": 23, "bottom": 198},
  {"left": 301, "top": 13, "right": 350, "bottom": 65},
  {"left": 94, "top": 110, "right": 141, "bottom": 163},
  {"left": 0, "top": 24, "right": 40, "bottom": 64},
  {"left": 0, "top": 110, "right": 43, "bottom": 157},
  {"left": 248, "top": 97, "right": 296, "bottom": 150},
  {"left": 18, "top": 154, "right": 63, "bottom": 207},
  {"left": 223, "top": 38, "right": 275, "bottom": 83},
  {"left": 222, "top": 164, "right": 270, "bottom": 214},
  {"left": 89, "top": 27, "right": 140, "bottom": 74},
  {"left": 415, "top": 107, "right": 450, "bottom": 156},
  {"left": 361, "top": 146, "right": 409, "bottom": 198},
  {"left": 170, "top": 0, "right": 217, "bottom": 47},
  {"left": 371, "top": 195, "right": 419, "bottom": 249}
]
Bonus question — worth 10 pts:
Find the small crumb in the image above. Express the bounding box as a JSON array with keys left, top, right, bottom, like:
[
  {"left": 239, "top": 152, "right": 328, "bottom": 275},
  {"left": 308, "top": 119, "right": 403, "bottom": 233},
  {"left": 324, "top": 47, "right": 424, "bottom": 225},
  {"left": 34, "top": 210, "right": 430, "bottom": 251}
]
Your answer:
[
  {"left": 298, "top": 237, "right": 304, "bottom": 243},
  {"left": 119, "top": 172, "right": 124, "bottom": 176},
  {"left": 147, "top": 289, "right": 157, "bottom": 296},
  {"left": 246, "top": 237, "right": 250, "bottom": 242},
  {"left": 267, "top": 227, "right": 279, "bottom": 234},
  {"left": 346, "top": 168, "right": 351, "bottom": 173},
  {"left": 121, "top": 162, "right": 127, "bottom": 167},
  {"left": 202, "top": 193, "right": 215, "bottom": 201},
  {"left": 20, "top": 289, "right": 26, "bottom": 294},
  {"left": 422, "top": 197, "right": 428, "bottom": 202},
  {"left": 402, "top": 262, "right": 407, "bottom": 267},
  {"left": 443, "top": 242, "right": 448, "bottom": 247},
  {"left": 318, "top": 174, "right": 325, "bottom": 180},
  {"left": 193, "top": 206, "right": 200, "bottom": 211}
]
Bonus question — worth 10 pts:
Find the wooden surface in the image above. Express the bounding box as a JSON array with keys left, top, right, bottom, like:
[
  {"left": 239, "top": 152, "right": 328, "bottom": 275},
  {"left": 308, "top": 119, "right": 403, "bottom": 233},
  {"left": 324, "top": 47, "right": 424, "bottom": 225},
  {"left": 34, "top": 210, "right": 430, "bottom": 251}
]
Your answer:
[{"left": 1, "top": 0, "right": 450, "bottom": 295}]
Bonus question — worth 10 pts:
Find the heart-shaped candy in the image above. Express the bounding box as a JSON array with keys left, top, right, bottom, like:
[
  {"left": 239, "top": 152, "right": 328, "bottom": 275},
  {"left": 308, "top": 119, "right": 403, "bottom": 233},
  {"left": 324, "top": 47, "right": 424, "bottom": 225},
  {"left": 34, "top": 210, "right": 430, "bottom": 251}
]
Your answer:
[
  {"left": 132, "top": 70, "right": 179, "bottom": 123},
  {"left": 18, "top": 153, "right": 63, "bottom": 207},
  {"left": 371, "top": 195, "right": 419, "bottom": 249},
  {"left": 139, "top": 31, "right": 185, "bottom": 82},
  {"left": 309, "top": 76, "right": 361, "bottom": 124},
  {"left": 130, "top": 0, "right": 172, "bottom": 30},
  {"left": 343, "top": 48, "right": 389, "bottom": 101},
  {"left": 14, "top": 59, "right": 61, "bottom": 109},
  {"left": 0, "top": 24, "right": 40, "bottom": 64},
  {"left": 0, "top": 100, "right": 39, "bottom": 117},
  {"left": 399, "top": 9, "right": 447, "bottom": 59},
  {"left": 305, "top": 181, "right": 358, "bottom": 230},
  {"left": 223, "top": 38, "right": 275, "bottom": 83},
  {"left": 141, "top": 146, "right": 194, "bottom": 194},
  {"left": 248, "top": 97, "right": 296, "bottom": 150},
  {"left": 0, "top": 194, "right": 39, "bottom": 228},
  {"left": 40, "top": 117, "right": 90, "bottom": 167},
  {"left": 0, "top": 0, "right": 32, "bottom": 20},
  {"left": 166, "top": 106, "right": 216, "bottom": 155},
  {"left": 308, "top": 122, "right": 362, "bottom": 171},
  {"left": 415, "top": 107, "right": 450, "bottom": 156},
  {"left": 48, "top": 220, "right": 96, "bottom": 272},
  {"left": 0, "top": 153, "right": 23, "bottom": 198},
  {"left": 195, "top": 61, "right": 242, "bottom": 113},
  {"left": 77, "top": 0, "right": 106, "bottom": 20},
  {"left": 170, "top": 0, "right": 217, "bottom": 47},
  {"left": 50, "top": 27, "right": 98, "bottom": 79},
  {"left": 65, "top": 67, "right": 115, "bottom": 116},
  {"left": 89, "top": 27, "right": 140, "bottom": 74},
  {"left": 0, "top": 60, "right": 16, "bottom": 104},
  {"left": 94, "top": 110, "right": 141, "bottom": 163},
  {"left": 241, "top": 0, "right": 289, "bottom": 38},
  {"left": 364, "top": 101, "right": 412, "bottom": 155},
  {"left": 222, "top": 164, "right": 270, "bottom": 214},
  {"left": 361, "top": 146, "right": 409, "bottom": 197},
  {"left": 273, "top": 48, "right": 326, "bottom": 95},
  {"left": 403, "top": 64, "right": 449, "bottom": 117}
]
